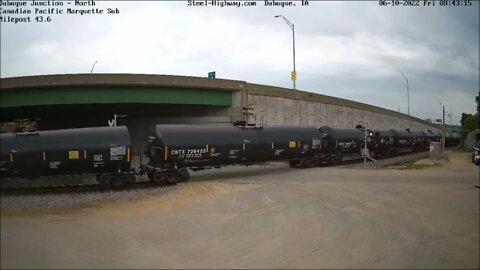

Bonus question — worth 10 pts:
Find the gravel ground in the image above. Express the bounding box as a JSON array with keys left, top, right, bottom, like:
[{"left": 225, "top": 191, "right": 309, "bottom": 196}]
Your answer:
[
  {"left": 0, "top": 151, "right": 434, "bottom": 211},
  {"left": 1, "top": 151, "right": 477, "bottom": 269},
  {"left": 0, "top": 186, "right": 170, "bottom": 210},
  {"left": 353, "top": 151, "right": 430, "bottom": 168}
]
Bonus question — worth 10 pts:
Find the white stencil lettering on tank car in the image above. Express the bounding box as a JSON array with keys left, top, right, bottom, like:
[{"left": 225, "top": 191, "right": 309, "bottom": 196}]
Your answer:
[
  {"left": 340, "top": 142, "right": 352, "bottom": 148},
  {"left": 110, "top": 146, "right": 126, "bottom": 160},
  {"left": 94, "top": 154, "right": 105, "bottom": 167},
  {"left": 170, "top": 149, "right": 185, "bottom": 155},
  {"left": 186, "top": 153, "right": 203, "bottom": 158},
  {"left": 49, "top": 161, "right": 61, "bottom": 169}
]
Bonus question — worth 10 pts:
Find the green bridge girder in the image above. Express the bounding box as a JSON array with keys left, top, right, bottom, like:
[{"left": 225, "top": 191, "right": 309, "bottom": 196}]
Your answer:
[{"left": 0, "top": 86, "right": 232, "bottom": 108}]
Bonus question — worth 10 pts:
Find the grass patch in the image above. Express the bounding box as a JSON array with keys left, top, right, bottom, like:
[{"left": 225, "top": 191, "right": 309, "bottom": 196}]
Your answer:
[{"left": 451, "top": 147, "right": 466, "bottom": 153}]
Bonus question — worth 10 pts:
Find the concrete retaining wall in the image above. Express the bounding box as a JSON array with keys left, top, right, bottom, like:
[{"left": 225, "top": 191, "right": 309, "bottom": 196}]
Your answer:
[
  {"left": 247, "top": 94, "right": 437, "bottom": 131},
  {"left": 245, "top": 83, "right": 440, "bottom": 133}
]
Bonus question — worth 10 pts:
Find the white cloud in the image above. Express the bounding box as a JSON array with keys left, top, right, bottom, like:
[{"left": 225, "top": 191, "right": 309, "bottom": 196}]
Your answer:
[{"left": 0, "top": 1, "right": 478, "bottom": 125}]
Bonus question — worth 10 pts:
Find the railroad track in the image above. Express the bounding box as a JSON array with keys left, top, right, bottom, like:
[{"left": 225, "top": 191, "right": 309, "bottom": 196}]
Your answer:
[
  {"left": 0, "top": 150, "right": 435, "bottom": 196},
  {"left": 0, "top": 181, "right": 161, "bottom": 197}
]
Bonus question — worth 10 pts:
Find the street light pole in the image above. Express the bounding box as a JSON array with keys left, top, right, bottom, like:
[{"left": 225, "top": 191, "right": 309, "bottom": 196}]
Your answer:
[
  {"left": 292, "top": 23, "right": 296, "bottom": 90},
  {"left": 275, "top": 15, "right": 296, "bottom": 90},
  {"left": 400, "top": 71, "right": 409, "bottom": 116}
]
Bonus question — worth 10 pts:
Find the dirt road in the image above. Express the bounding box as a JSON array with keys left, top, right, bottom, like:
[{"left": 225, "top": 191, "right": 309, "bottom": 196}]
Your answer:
[{"left": 1, "top": 152, "right": 479, "bottom": 269}]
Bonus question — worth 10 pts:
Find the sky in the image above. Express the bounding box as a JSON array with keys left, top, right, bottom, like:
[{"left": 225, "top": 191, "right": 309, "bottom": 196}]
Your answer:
[{"left": 1, "top": 0, "right": 479, "bottom": 125}]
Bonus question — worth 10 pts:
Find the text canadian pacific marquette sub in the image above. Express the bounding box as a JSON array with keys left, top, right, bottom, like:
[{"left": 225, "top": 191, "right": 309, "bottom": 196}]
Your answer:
[
  {"left": 1, "top": 7, "right": 106, "bottom": 15},
  {"left": 0, "top": 0, "right": 105, "bottom": 15}
]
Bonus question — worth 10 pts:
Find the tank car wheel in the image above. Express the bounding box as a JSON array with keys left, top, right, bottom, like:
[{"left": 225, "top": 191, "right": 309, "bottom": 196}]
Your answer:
[
  {"left": 289, "top": 160, "right": 299, "bottom": 168},
  {"left": 111, "top": 175, "right": 128, "bottom": 188},
  {"left": 177, "top": 168, "right": 190, "bottom": 182},
  {"left": 299, "top": 159, "right": 310, "bottom": 168},
  {"left": 167, "top": 173, "right": 178, "bottom": 184},
  {"left": 335, "top": 152, "right": 343, "bottom": 163},
  {"left": 152, "top": 173, "right": 169, "bottom": 185},
  {"left": 299, "top": 159, "right": 306, "bottom": 168},
  {"left": 147, "top": 171, "right": 155, "bottom": 182},
  {"left": 308, "top": 159, "right": 318, "bottom": 168},
  {"left": 300, "top": 159, "right": 317, "bottom": 168},
  {"left": 327, "top": 156, "right": 337, "bottom": 166},
  {"left": 127, "top": 174, "right": 136, "bottom": 184},
  {"left": 98, "top": 174, "right": 112, "bottom": 189}
]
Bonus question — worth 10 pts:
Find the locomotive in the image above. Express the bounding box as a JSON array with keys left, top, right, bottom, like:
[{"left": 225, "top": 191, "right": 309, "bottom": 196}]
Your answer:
[{"left": 0, "top": 124, "right": 451, "bottom": 188}]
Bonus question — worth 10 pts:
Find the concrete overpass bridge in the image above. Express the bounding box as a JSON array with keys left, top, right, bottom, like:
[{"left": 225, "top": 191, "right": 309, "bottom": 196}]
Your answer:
[{"left": 0, "top": 73, "right": 440, "bottom": 154}]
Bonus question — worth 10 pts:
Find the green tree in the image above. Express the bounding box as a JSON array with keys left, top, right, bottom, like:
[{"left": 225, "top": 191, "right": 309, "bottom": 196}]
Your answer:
[
  {"left": 476, "top": 91, "right": 480, "bottom": 126},
  {"left": 460, "top": 113, "right": 470, "bottom": 127},
  {"left": 477, "top": 91, "right": 480, "bottom": 115},
  {"left": 460, "top": 113, "right": 479, "bottom": 139}
]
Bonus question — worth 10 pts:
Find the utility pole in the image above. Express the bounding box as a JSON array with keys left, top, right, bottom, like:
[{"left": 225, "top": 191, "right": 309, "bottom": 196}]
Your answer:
[
  {"left": 449, "top": 108, "right": 452, "bottom": 131},
  {"left": 442, "top": 105, "right": 446, "bottom": 131},
  {"left": 442, "top": 105, "right": 446, "bottom": 149},
  {"left": 434, "top": 96, "right": 446, "bottom": 150}
]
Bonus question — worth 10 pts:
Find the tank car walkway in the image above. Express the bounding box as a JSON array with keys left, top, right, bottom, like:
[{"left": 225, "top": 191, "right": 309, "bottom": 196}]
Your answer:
[{"left": 1, "top": 152, "right": 479, "bottom": 269}]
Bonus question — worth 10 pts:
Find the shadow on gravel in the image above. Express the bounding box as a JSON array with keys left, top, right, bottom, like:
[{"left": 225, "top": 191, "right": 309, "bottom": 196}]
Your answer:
[{"left": 189, "top": 163, "right": 294, "bottom": 182}]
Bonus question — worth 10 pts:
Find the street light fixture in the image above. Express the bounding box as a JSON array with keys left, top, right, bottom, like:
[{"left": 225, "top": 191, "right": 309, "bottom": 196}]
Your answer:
[
  {"left": 90, "top": 61, "right": 98, "bottom": 73},
  {"left": 433, "top": 96, "right": 442, "bottom": 107},
  {"left": 275, "top": 15, "right": 296, "bottom": 90},
  {"left": 399, "top": 71, "right": 409, "bottom": 116}
]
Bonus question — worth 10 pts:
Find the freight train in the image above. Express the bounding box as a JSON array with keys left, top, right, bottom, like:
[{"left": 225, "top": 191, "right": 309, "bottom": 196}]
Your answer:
[{"left": 0, "top": 124, "right": 458, "bottom": 188}]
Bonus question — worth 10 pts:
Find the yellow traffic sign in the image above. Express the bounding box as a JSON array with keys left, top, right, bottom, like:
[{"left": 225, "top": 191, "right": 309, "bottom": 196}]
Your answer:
[{"left": 291, "top": 71, "right": 297, "bottom": 81}]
